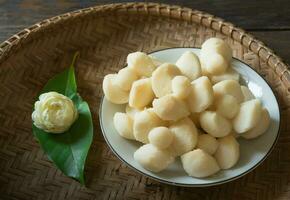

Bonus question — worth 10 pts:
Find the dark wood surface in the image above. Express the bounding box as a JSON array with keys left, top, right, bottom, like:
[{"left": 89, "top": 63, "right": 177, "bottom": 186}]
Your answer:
[{"left": 0, "top": 0, "right": 289, "bottom": 63}]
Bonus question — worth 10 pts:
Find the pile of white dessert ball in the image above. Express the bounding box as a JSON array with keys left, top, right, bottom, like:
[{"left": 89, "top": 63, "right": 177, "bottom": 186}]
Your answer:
[{"left": 102, "top": 38, "right": 271, "bottom": 178}]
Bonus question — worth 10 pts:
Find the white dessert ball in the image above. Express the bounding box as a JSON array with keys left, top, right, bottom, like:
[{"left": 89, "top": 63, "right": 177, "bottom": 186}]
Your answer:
[
  {"left": 175, "top": 51, "right": 201, "bottom": 80},
  {"left": 103, "top": 74, "right": 129, "bottom": 104},
  {"left": 134, "top": 144, "right": 174, "bottom": 172},
  {"left": 200, "top": 111, "right": 232, "bottom": 138},
  {"left": 197, "top": 134, "right": 219, "bottom": 155},
  {"left": 127, "top": 52, "right": 156, "bottom": 77},
  {"left": 151, "top": 63, "right": 181, "bottom": 97},
  {"left": 115, "top": 67, "right": 139, "bottom": 91},
  {"left": 186, "top": 76, "right": 214, "bottom": 112},
  {"left": 113, "top": 112, "right": 135, "bottom": 140},
  {"left": 232, "top": 99, "right": 262, "bottom": 133},
  {"left": 169, "top": 118, "right": 198, "bottom": 156},
  {"left": 202, "top": 53, "right": 228, "bottom": 75},
  {"left": 133, "top": 109, "right": 165, "bottom": 143},
  {"left": 215, "top": 94, "right": 240, "bottom": 119},
  {"left": 200, "top": 37, "right": 232, "bottom": 62},
  {"left": 152, "top": 95, "right": 190, "bottom": 121},
  {"left": 214, "top": 135, "right": 240, "bottom": 169},
  {"left": 213, "top": 80, "right": 244, "bottom": 103},
  {"left": 242, "top": 108, "right": 270, "bottom": 139},
  {"left": 148, "top": 127, "right": 173, "bottom": 149},
  {"left": 181, "top": 149, "right": 220, "bottom": 178},
  {"left": 129, "top": 78, "right": 154, "bottom": 109},
  {"left": 171, "top": 75, "right": 191, "bottom": 99}
]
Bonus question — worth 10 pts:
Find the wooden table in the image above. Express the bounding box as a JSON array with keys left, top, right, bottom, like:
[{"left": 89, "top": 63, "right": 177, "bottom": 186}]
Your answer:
[{"left": 1, "top": 0, "right": 290, "bottom": 63}]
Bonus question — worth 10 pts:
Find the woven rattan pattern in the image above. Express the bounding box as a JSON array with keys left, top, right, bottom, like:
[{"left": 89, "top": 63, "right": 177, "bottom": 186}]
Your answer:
[{"left": 0, "top": 3, "right": 290, "bottom": 200}]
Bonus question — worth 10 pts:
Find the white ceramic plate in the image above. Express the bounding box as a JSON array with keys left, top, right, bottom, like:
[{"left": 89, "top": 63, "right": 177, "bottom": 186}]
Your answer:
[{"left": 99, "top": 48, "right": 280, "bottom": 187}]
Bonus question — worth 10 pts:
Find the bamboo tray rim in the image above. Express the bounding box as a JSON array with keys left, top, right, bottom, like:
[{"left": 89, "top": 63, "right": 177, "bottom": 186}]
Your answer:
[
  {"left": 0, "top": 2, "right": 287, "bottom": 66},
  {"left": 0, "top": 2, "right": 289, "bottom": 90}
]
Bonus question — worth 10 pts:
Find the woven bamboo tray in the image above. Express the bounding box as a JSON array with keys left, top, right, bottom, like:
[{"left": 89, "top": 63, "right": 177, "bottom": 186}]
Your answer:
[{"left": 0, "top": 2, "right": 289, "bottom": 200}]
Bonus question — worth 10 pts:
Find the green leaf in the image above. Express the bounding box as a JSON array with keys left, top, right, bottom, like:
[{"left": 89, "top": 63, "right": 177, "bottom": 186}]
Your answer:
[{"left": 32, "top": 52, "right": 93, "bottom": 185}]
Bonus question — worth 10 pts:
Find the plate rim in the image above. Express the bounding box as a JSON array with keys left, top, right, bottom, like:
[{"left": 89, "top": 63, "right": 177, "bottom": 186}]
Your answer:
[{"left": 99, "top": 47, "right": 281, "bottom": 187}]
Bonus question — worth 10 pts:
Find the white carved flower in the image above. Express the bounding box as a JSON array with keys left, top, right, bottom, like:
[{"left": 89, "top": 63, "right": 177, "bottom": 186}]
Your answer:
[{"left": 32, "top": 92, "right": 78, "bottom": 133}]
